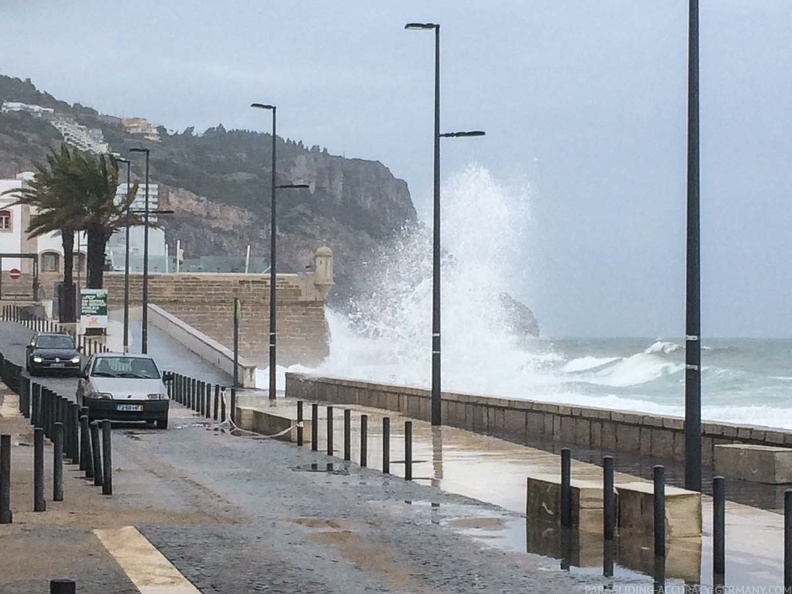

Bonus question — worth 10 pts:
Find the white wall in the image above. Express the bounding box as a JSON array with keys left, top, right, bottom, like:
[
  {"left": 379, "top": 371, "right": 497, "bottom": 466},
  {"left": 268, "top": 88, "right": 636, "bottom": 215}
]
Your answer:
[{"left": 0, "top": 180, "right": 25, "bottom": 270}]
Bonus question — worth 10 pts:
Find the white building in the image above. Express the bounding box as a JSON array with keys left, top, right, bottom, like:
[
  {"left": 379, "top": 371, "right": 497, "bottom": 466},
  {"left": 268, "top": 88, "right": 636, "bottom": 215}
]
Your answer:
[
  {"left": 107, "top": 183, "right": 167, "bottom": 273},
  {"left": 1, "top": 101, "right": 54, "bottom": 118}
]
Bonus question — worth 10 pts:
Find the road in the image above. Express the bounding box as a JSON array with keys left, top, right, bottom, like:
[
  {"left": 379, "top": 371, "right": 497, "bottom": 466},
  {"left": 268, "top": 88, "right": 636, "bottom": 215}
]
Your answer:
[{"left": 0, "top": 321, "right": 605, "bottom": 593}]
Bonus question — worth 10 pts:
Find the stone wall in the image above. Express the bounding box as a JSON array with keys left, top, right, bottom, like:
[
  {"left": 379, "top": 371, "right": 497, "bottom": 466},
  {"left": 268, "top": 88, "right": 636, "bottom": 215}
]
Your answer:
[
  {"left": 103, "top": 247, "right": 334, "bottom": 367},
  {"left": 285, "top": 374, "right": 792, "bottom": 466}
]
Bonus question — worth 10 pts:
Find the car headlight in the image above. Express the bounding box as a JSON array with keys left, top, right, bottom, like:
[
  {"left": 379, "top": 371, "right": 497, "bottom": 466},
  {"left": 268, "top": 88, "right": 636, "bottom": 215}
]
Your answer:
[
  {"left": 32, "top": 356, "right": 43, "bottom": 363},
  {"left": 147, "top": 393, "right": 167, "bottom": 400},
  {"left": 91, "top": 393, "right": 113, "bottom": 400},
  {"left": 70, "top": 356, "right": 80, "bottom": 364}
]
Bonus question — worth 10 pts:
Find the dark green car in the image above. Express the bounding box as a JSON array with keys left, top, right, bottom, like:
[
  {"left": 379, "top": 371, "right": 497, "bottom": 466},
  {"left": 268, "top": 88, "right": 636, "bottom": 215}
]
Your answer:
[{"left": 26, "top": 332, "right": 81, "bottom": 376}]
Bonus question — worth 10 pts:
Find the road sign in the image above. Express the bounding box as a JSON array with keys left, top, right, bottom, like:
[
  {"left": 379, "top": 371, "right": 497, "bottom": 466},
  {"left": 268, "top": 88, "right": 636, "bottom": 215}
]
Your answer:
[
  {"left": 80, "top": 289, "right": 108, "bottom": 329},
  {"left": 9, "top": 268, "right": 20, "bottom": 280}
]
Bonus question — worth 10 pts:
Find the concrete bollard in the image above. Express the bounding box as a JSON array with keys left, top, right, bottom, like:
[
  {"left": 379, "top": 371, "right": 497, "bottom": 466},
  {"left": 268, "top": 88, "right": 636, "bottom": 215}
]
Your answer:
[
  {"left": 296, "top": 401, "right": 304, "bottom": 447},
  {"left": 53, "top": 422, "right": 64, "bottom": 502},
  {"left": 311, "top": 404, "right": 318, "bottom": 452},
  {"left": 34, "top": 427, "right": 45, "bottom": 512},
  {"left": 50, "top": 578, "right": 76, "bottom": 594},
  {"left": 102, "top": 420, "right": 112, "bottom": 496},
  {"left": 343, "top": 409, "right": 351, "bottom": 461},
  {"left": 383, "top": 417, "right": 390, "bottom": 474},
  {"left": 713, "top": 476, "right": 726, "bottom": 582},
  {"left": 360, "top": 414, "right": 368, "bottom": 467},
  {"left": 326, "top": 406, "right": 334, "bottom": 456},
  {"left": 90, "top": 421, "right": 103, "bottom": 487},
  {"left": 654, "top": 465, "right": 666, "bottom": 558},
  {"left": 603, "top": 455, "right": 615, "bottom": 541},
  {"left": 405, "top": 421, "right": 413, "bottom": 481},
  {"left": 0, "top": 434, "right": 11, "bottom": 524},
  {"left": 561, "top": 448, "right": 572, "bottom": 528}
]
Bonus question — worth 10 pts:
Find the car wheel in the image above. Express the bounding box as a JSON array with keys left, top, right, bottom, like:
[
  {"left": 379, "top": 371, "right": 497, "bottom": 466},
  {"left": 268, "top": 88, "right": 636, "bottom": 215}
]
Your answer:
[{"left": 156, "top": 419, "right": 168, "bottom": 430}]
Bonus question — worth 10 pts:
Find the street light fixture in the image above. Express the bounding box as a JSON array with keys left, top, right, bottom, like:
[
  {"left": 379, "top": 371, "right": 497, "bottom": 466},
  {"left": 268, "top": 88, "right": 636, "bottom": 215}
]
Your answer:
[
  {"left": 129, "top": 147, "right": 151, "bottom": 354},
  {"left": 684, "top": 0, "right": 702, "bottom": 492},
  {"left": 406, "top": 21, "right": 485, "bottom": 426},
  {"left": 114, "top": 156, "right": 132, "bottom": 353}
]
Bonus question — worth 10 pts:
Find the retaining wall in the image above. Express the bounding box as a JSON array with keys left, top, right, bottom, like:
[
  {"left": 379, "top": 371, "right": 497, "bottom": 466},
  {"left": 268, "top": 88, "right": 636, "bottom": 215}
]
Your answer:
[{"left": 285, "top": 373, "right": 792, "bottom": 466}]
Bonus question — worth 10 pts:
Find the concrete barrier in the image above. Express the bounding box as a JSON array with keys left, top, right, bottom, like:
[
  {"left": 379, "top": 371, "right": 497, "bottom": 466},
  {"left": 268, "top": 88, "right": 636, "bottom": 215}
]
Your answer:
[
  {"left": 148, "top": 304, "right": 257, "bottom": 387},
  {"left": 714, "top": 444, "right": 792, "bottom": 484},
  {"left": 526, "top": 475, "right": 604, "bottom": 532},
  {"left": 235, "top": 405, "right": 311, "bottom": 444},
  {"left": 616, "top": 481, "right": 701, "bottom": 538},
  {"left": 285, "top": 373, "right": 792, "bottom": 466}
]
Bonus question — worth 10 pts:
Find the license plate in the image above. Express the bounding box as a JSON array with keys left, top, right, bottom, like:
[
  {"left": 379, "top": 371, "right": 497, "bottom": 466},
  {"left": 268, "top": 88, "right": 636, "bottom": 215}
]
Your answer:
[
  {"left": 116, "top": 404, "right": 142, "bottom": 412},
  {"left": 51, "top": 363, "right": 65, "bottom": 368}
]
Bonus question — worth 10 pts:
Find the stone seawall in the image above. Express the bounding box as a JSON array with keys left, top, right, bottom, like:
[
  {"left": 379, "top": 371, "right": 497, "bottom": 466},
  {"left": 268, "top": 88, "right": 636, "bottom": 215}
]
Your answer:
[{"left": 285, "top": 373, "right": 792, "bottom": 466}]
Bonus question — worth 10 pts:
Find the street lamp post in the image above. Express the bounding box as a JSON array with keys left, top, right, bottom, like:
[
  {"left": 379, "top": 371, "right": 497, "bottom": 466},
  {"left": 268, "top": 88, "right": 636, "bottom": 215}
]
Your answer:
[
  {"left": 684, "top": 0, "right": 702, "bottom": 492},
  {"left": 406, "top": 22, "right": 485, "bottom": 426},
  {"left": 129, "top": 147, "right": 150, "bottom": 354},
  {"left": 115, "top": 156, "right": 132, "bottom": 353}
]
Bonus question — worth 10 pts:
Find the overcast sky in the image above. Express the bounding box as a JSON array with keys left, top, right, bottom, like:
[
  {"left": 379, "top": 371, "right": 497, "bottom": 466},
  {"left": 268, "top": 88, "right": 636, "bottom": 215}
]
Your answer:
[{"left": 2, "top": 1, "right": 792, "bottom": 338}]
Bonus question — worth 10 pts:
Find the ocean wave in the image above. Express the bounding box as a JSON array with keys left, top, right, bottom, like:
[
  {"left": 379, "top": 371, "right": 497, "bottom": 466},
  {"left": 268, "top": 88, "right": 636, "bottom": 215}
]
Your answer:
[
  {"left": 562, "top": 356, "right": 620, "bottom": 374},
  {"left": 644, "top": 340, "right": 682, "bottom": 355},
  {"left": 582, "top": 353, "right": 684, "bottom": 387}
]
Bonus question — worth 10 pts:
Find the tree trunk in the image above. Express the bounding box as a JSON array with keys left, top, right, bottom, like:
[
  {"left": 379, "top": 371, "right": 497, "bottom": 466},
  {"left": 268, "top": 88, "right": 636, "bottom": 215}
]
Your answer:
[
  {"left": 59, "top": 230, "right": 76, "bottom": 323},
  {"left": 86, "top": 228, "right": 109, "bottom": 289}
]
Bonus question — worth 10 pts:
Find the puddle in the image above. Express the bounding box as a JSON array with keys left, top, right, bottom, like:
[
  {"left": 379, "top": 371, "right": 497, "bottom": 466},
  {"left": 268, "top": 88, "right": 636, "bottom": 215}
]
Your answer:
[{"left": 292, "top": 463, "right": 350, "bottom": 475}]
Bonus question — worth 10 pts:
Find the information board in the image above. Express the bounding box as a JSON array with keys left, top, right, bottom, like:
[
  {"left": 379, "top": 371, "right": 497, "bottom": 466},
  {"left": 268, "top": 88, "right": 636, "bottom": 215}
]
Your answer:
[{"left": 80, "top": 289, "right": 108, "bottom": 329}]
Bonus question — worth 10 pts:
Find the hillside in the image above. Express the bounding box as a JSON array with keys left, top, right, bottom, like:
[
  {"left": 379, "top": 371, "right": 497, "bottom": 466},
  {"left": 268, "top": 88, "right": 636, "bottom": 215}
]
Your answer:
[
  {"left": 0, "top": 75, "right": 416, "bottom": 305},
  {"left": 0, "top": 75, "right": 539, "bottom": 335}
]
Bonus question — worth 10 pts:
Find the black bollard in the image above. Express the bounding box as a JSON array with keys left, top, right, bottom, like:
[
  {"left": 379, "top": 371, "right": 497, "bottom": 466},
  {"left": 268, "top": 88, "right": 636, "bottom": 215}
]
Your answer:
[
  {"left": 561, "top": 448, "right": 572, "bottom": 528},
  {"left": 297, "top": 401, "right": 304, "bottom": 447},
  {"left": 50, "top": 578, "right": 76, "bottom": 594},
  {"left": 213, "top": 385, "right": 220, "bottom": 421},
  {"left": 785, "top": 489, "right": 791, "bottom": 594},
  {"left": 53, "top": 422, "right": 64, "bottom": 501},
  {"left": 206, "top": 383, "right": 212, "bottom": 419},
  {"left": 199, "top": 381, "right": 206, "bottom": 416},
  {"left": 713, "top": 476, "right": 725, "bottom": 583},
  {"left": 360, "top": 414, "right": 368, "bottom": 467},
  {"left": 603, "top": 455, "right": 615, "bottom": 541},
  {"left": 69, "top": 404, "right": 80, "bottom": 464},
  {"left": 34, "top": 427, "right": 45, "bottom": 512},
  {"left": 326, "top": 406, "right": 334, "bottom": 456},
  {"left": 82, "top": 416, "right": 93, "bottom": 480},
  {"left": 405, "top": 421, "right": 413, "bottom": 481},
  {"left": 32, "top": 382, "right": 40, "bottom": 428},
  {"left": 343, "top": 409, "right": 351, "bottom": 461},
  {"left": 603, "top": 539, "right": 615, "bottom": 579},
  {"left": 654, "top": 465, "right": 666, "bottom": 558},
  {"left": 102, "top": 420, "right": 112, "bottom": 496},
  {"left": 220, "top": 387, "right": 227, "bottom": 422},
  {"left": 90, "top": 422, "right": 103, "bottom": 487},
  {"left": 383, "top": 417, "right": 390, "bottom": 474},
  {"left": 0, "top": 434, "right": 11, "bottom": 524},
  {"left": 311, "top": 403, "right": 318, "bottom": 452}
]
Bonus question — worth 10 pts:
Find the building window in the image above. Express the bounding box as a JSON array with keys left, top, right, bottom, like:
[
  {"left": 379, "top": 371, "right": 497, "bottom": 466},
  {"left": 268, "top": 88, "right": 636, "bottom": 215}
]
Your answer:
[
  {"left": 41, "top": 252, "right": 60, "bottom": 273},
  {"left": 0, "top": 210, "right": 11, "bottom": 231}
]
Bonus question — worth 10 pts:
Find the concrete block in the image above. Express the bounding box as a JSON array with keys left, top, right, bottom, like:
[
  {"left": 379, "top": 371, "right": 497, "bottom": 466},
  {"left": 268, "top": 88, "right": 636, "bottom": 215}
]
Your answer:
[
  {"left": 702, "top": 436, "right": 714, "bottom": 466},
  {"left": 616, "top": 424, "right": 640, "bottom": 453},
  {"left": 543, "top": 413, "right": 554, "bottom": 438},
  {"left": 560, "top": 416, "right": 576, "bottom": 443},
  {"left": 601, "top": 423, "right": 617, "bottom": 451},
  {"left": 721, "top": 424, "right": 739, "bottom": 438},
  {"left": 525, "top": 475, "right": 605, "bottom": 533},
  {"left": 673, "top": 431, "right": 685, "bottom": 462},
  {"left": 502, "top": 410, "right": 527, "bottom": 440},
  {"left": 590, "top": 421, "right": 602, "bottom": 450},
  {"left": 235, "top": 406, "right": 310, "bottom": 445},
  {"left": 639, "top": 427, "right": 653, "bottom": 456},
  {"left": 714, "top": 444, "right": 792, "bottom": 484},
  {"left": 765, "top": 431, "right": 787, "bottom": 447},
  {"left": 552, "top": 415, "right": 562, "bottom": 441},
  {"left": 662, "top": 417, "right": 684, "bottom": 430},
  {"left": 651, "top": 429, "right": 674, "bottom": 460},
  {"left": 616, "top": 481, "right": 701, "bottom": 538},
  {"left": 527, "top": 412, "right": 544, "bottom": 440},
  {"left": 574, "top": 418, "right": 590, "bottom": 447}
]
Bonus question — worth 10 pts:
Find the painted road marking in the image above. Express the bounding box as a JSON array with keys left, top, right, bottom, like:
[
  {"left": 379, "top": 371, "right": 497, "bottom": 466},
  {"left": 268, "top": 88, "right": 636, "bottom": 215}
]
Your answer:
[{"left": 94, "top": 526, "right": 200, "bottom": 593}]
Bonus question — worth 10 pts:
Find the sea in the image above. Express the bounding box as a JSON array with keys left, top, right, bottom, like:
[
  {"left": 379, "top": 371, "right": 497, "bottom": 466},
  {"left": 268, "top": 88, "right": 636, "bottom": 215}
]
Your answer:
[{"left": 258, "top": 165, "right": 792, "bottom": 432}]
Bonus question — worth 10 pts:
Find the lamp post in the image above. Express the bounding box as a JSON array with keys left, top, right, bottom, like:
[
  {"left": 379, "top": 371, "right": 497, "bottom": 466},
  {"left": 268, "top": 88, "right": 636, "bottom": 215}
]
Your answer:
[
  {"left": 115, "top": 156, "right": 132, "bottom": 353},
  {"left": 406, "top": 21, "right": 485, "bottom": 426},
  {"left": 129, "top": 147, "right": 150, "bottom": 354},
  {"left": 684, "top": 0, "right": 702, "bottom": 492}
]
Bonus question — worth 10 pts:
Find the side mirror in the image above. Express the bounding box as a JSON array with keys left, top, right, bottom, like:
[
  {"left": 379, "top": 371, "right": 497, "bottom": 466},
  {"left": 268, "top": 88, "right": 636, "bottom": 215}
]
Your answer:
[{"left": 162, "top": 371, "right": 174, "bottom": 382}]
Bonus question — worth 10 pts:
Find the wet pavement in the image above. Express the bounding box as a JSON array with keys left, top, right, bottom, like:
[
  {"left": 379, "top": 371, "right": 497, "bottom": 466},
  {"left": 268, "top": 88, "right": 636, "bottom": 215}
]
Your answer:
[{"left": 241, "top": 396, "right": 790, "bottom": 590}]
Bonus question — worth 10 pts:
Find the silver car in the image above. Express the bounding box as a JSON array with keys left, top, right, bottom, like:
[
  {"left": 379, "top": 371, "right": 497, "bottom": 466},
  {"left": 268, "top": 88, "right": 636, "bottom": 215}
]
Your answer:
[{"left": 76, "top": 353, "right": 173, "bottom": 429}]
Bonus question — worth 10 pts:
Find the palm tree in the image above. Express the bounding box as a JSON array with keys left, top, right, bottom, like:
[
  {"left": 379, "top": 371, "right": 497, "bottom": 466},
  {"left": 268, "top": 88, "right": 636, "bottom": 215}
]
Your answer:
[
  {"left": 2, "top": 145, "right": 83, "bottom": 322},
  {"left": 67, "top": 151, "right": 140, "bottom": 289}
]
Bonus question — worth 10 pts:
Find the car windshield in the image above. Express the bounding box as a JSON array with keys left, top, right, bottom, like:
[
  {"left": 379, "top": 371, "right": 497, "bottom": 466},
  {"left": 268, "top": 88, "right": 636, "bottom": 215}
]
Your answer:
[
  {"left": 91, "top": 357, "right": 160, "bottom": 379},
  {"left": 36, "top": 335, "right": 75, "bottom": 349}
]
